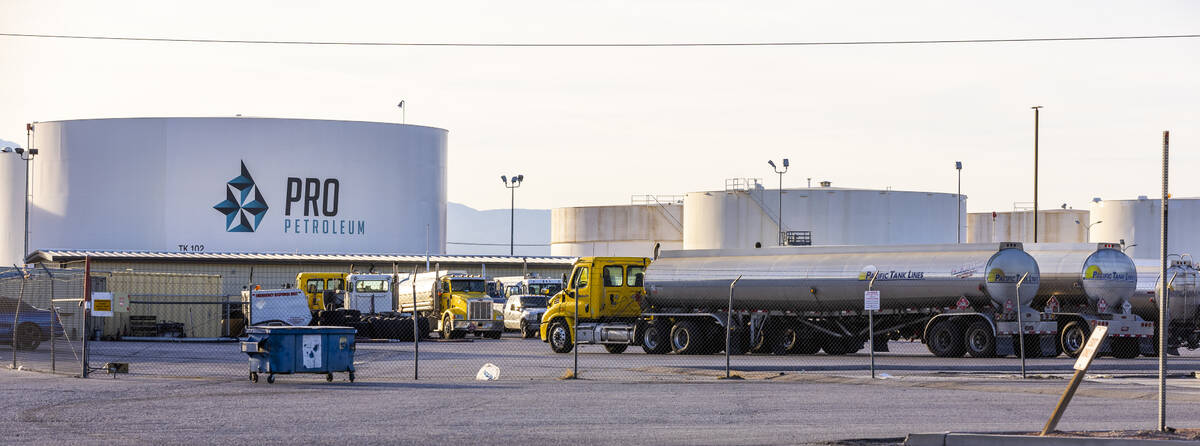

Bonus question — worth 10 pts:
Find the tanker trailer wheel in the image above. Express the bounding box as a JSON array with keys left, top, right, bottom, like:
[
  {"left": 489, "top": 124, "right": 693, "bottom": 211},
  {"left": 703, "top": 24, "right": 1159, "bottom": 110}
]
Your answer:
[
  {"left": 765, "top": 325, "right": 795, "bottom": 355},
  {"left": 792, "top": 332, "right": 821, "bottom": 355},
  {"left": 604, "top": 344, "right": 628, "bottom": 354},
  {"left": 548, "top": 319, "right": 575, "bottom": 354},
  {"left": 1059, "top": 321, "right": 1089, "bottom": 358},
  {"left": 726, "top": 324, "right": 751, "bottom": 355},
  {"left": 926, "top": 320, "right": 966, "bottom": 357},
  {"left": 641, "top": 322, "right": 671, "bottom": 354},
  {"left": 1110, "top": 337, "right": 1140, "bottom": 359},
  {"left": 963, "top": 320, "right": 996, "bottom": 358},
  {"left": 820, "top": 335, "right": 863, "bottom": 355},
  {"left": 670, "top": 320, "right": 704, "bottom": 354}
]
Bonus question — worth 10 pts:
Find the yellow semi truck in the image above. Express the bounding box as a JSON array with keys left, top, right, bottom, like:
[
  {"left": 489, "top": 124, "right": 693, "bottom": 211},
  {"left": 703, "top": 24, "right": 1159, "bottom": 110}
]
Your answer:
[
  {"left": 540, "top": 257, "right": 649, "bottom": 354},
  {"left": 401, "top": 270, "right": 504, "bottom": 339},
  {"left": 295, "top": 272, "right": 347, "bottom": 311}
]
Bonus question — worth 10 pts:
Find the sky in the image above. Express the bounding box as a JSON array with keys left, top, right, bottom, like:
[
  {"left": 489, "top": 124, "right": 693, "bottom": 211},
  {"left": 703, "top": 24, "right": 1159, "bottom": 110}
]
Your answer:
[{"left": 1, "top": 1, "right": 1197, "bottom": 213}]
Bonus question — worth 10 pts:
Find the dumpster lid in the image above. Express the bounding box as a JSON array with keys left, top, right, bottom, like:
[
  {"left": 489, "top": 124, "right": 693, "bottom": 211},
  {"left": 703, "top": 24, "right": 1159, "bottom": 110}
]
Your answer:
[{"left": 246, "top": 325, "right": 357, "bottom": 334}]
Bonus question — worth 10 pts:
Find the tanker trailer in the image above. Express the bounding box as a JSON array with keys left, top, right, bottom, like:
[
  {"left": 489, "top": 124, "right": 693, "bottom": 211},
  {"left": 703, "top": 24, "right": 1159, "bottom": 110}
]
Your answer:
[
  {"left": 1129, "top": 258, "right": 1200, "bottom": 354},
  {"left": 1025, "top": 243, "right": 1150, "bottom": 359},
  {"left": 539, "top": 243, "right": 1051, "bottom": 358}
]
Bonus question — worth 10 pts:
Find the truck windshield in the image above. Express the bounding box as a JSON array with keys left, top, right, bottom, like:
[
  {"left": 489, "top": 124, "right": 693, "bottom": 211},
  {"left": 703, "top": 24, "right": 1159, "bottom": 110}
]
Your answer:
[
  {"left": 528, "top": 283, "right": 561, "bottom": 295},
  {"left": 355, "top": 280, "right": 389, "bottom": 292},
  {"left": 520, "top": 296, "right": 549, "bottom": 308},
  {"left": 450, "top": 279, "right": 486, "bottom": 293}
]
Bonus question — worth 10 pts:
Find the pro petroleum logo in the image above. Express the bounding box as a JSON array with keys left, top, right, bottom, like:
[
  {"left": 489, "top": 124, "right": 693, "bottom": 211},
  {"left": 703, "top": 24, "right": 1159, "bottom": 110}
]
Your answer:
[{"left": 213, "top": 161, "right": 269, "bottom": 232}]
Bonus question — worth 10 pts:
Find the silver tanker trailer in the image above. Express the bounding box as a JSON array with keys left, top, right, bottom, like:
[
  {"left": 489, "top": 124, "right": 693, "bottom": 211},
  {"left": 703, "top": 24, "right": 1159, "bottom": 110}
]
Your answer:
[
  {"left": 1131, "top": 257, "right": 1200, "bottom": 354},
  {"left": 1025, "top": 243, "right": 1150, "bottom": 359},
  {"left": 635, "top": 242, "right": 1051, "bottom": 357}
]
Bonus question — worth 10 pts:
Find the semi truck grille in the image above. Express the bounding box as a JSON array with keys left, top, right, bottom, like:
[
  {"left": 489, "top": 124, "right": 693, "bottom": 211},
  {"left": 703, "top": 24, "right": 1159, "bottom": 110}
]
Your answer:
[{"left": 468, "top": 300, "right": 492, "bottom": 320}]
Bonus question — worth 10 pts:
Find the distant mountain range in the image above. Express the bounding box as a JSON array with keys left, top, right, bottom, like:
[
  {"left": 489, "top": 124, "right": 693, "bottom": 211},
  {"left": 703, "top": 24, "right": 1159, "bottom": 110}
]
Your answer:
[{"left": 446, "top": 202, "right": 551, "bottom": 256}]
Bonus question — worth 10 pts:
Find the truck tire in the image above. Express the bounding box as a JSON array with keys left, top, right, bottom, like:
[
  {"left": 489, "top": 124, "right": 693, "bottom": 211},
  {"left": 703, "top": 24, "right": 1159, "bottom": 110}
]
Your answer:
[
  {"left": 641, "top": 322, "right": 671, "bottom": 354},
  {"left": 520, "top": 320, "right": 534, "bottom": 339},
  {"left": 926, "top": 320, "right": 965, "bottom": 357},
  {"left": 821, "top": 335, "right": 863, "bottom": 355},
  {"left": 1110, "top": 337, "right": 1140, "bottom": 359},
  {"left": 766, "top": 325, "right": 792, "bottom": 355},
  {"left": 793, "top": 335, "right": 821, "bottom": 355},
  {"left": 548, "top": 319, "right": 574, "bottom": 353},
  {"left": 1059, "top": 320, "right": 1089, "bottom": 358},
  {"left": 726, "top": 324, "right": 751, "bottom": 355},
  {"left": 604, "top": 344, "right": 628, "bottom": 354},
  {"left": 670, "top": 320, "right": 704, "bottom": 354},
  {"left": 963, "top": 320, "right": 996, "bottom": 358}
]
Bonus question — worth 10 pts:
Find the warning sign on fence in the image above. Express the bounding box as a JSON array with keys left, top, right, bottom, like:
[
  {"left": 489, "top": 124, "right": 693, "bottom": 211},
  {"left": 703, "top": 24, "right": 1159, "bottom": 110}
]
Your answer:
[{"left": 91, "top": 292, "right": 113, "bottom": 317}]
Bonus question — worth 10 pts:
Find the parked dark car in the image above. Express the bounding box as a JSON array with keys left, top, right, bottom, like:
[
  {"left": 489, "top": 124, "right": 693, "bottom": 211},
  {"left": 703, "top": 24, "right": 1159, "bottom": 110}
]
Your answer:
[{"left": 0, "top": 297, "right": 55, "bottom": 350}]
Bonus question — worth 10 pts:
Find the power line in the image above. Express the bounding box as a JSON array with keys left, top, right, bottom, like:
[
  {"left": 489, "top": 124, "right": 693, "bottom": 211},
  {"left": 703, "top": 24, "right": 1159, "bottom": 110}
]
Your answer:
[{"left": 0, "top": 32, "right": 1197, "bottom": 47}]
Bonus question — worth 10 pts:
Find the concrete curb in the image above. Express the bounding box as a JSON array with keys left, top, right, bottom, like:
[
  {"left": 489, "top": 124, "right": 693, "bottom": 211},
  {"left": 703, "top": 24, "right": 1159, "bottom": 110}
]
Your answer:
[{"left": 905, "top": 432, "right": 1199, "bottom": 445}]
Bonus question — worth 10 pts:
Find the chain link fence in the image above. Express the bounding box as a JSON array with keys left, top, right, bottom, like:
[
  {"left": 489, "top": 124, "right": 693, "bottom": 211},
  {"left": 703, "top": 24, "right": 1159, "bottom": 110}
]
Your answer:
[
  {"left": 8, "top": 262, "right": 1200, "bottom": 383},
  {"left": 1, "top": 266, "right": 87, "bottom": 375}
]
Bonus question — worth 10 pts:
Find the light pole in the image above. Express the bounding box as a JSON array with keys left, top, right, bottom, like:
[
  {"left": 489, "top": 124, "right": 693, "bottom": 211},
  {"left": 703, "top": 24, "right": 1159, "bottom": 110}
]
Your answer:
[
  {"left": 397, "top": 100, "right": 406, "bottom": 124},
  {"left": 2, "top": 146, "right": 37, "bottom": 263},
  {"left": 956, "top": 161, "right": 963, "bottom": 243},
  {"left": 1074, "top": 218, "right": 1102, "bottom": 242},
  {"left": 501, "top": 174, "right": 524, "bottom": 256},
  {"left": 767, "top": 159, "right": 789, "bottom": 245},
  {"left": 1032, "top": 106, "right": 1043, "bottom": 243}
]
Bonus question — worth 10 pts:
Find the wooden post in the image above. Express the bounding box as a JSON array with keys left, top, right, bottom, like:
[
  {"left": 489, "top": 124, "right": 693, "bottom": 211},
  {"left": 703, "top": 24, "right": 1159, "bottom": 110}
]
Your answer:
[{"left": 1042, "top": 325, "right": 1109, "bottom": 435}]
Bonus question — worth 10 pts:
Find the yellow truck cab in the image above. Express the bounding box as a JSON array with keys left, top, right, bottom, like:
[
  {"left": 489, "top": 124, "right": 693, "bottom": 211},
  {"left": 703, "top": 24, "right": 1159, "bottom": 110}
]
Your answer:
[
  {"left": 402, "top": 271, "right": 504, "bottom": 339},
  {"left": 541, "top": 257, "right": 649, "bottom": 353},
  {"left": 295, "top": 272, "right": 347, "bottom": 311}
]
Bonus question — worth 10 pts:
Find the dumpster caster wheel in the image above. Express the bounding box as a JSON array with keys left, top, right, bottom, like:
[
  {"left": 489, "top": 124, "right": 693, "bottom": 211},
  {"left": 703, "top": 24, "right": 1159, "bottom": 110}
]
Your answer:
[
  {"left": 250, "top": 372, "right": 259, "bottom": 383},
  {"left": 326, "top": 373, "right": 333, "bottom": 382},
  {"left": 267, "top": 374, "right": 275, "bottom": 384},
  {"left": 348, "top": 372, "right": 355, "bottom": 383}
]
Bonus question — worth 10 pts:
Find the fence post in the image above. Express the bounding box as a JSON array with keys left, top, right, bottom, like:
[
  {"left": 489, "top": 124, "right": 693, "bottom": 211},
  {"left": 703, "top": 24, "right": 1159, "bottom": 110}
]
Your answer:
[
  {"left": 726, "top": 275, "right": 742, "bottom": 379},
  {"left": 411, "top": 265, "right": 419, "bottom": 380},
  {"left": 39, "top": 264, "right": 56, "bottom": 372},
  {"left": 82, "top": 256, "right": 91, "bottom": 378},
  {"left": 12, "top": 266, "right": 26, "bottom": 370}
]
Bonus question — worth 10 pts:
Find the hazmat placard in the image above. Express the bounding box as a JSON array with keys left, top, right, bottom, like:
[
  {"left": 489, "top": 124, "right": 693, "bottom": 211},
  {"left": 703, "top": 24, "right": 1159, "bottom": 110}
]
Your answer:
[{"left": 91, "top": 292, "right": 114, "bottom": 317}]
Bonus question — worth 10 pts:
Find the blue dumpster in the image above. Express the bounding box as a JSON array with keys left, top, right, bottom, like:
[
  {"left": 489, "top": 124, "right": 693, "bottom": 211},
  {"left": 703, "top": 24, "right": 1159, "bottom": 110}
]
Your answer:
[{"left": 242, "top": 326, "right": 357, "bottom": 383}]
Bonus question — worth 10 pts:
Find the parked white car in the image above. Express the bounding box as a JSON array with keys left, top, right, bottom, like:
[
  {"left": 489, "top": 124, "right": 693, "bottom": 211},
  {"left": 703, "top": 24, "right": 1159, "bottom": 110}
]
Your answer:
[{"left": 503, "top": 295, "right": 550, "bottom": 338}]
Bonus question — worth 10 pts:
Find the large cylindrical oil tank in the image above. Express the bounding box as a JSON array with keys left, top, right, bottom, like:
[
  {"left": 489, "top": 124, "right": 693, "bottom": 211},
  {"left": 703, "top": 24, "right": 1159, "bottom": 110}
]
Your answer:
[
  {"left": 643, "top": 242, "right": 1039, "bottom": 312},
  {"left": 1130, "top": 259, "right": 1200, "bottom": 324},
  {"left": 13, "top": 117, "right": 448, "bottom": 257},
  {"left": 551, "top": 203, "right": 683, "bottom": 258},
  {"left": 682, "top": 183, "right": 964, "bottom": 250},
  {"left": 1090, "top": 197, "right": 1200, "bottom": 261},
  {"left": 1025, "top": 243, "right": 1138, "bottom": 311}
]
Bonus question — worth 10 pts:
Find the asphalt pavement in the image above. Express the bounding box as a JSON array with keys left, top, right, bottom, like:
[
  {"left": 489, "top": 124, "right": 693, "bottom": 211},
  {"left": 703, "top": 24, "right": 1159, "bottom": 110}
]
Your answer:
[{"left": 6, "top": 367, "right": 1200, "bottom": 445}]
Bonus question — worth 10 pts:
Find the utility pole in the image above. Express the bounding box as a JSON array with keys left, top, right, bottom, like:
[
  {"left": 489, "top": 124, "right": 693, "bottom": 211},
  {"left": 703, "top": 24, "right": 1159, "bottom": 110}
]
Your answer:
[{"left": 1032, "top": 106, "right": 1042, "bottom": 243}]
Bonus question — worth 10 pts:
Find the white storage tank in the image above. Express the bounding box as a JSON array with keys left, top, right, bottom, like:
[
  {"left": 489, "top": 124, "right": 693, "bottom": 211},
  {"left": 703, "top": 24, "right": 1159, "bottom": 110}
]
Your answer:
[
  {"left": 0, "top": 139, "right": 24, "bottom": 265},
  {"left": 683, "top": 180, "right": 963, "bottom": 250},
  {"left": 967, "top": 209, "right": 1089, "bottom": 243},
  {"left": 551, "top": 200, "right": 683, "bottom": 257},
  {"left": 1089, "top": 197, "right": 1200, "bottom": 260},
  {"left": 6, "top": 117, "right": 448, "bottom": 259}
]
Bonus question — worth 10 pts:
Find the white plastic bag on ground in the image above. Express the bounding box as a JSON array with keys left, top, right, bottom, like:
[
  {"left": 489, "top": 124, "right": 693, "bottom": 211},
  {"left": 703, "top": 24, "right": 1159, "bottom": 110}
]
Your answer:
[{"left": 476, "top": 363, "right": 500, "bottom": 381}]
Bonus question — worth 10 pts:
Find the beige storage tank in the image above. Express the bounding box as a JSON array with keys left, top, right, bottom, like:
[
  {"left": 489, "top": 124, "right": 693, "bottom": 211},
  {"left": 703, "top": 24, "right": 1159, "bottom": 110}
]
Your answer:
[
  {"left": 1089, "top": 197, "right": 1200, "bottom": 260},
  {"left": 551, "top": 199, "right": 683, "bottom": 258},
  {"left": 967, "top": 209, "right": 1089, "bottom": 243},
  {"left": 683, "top": 180, "right": 963, "bottom": 250}
]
